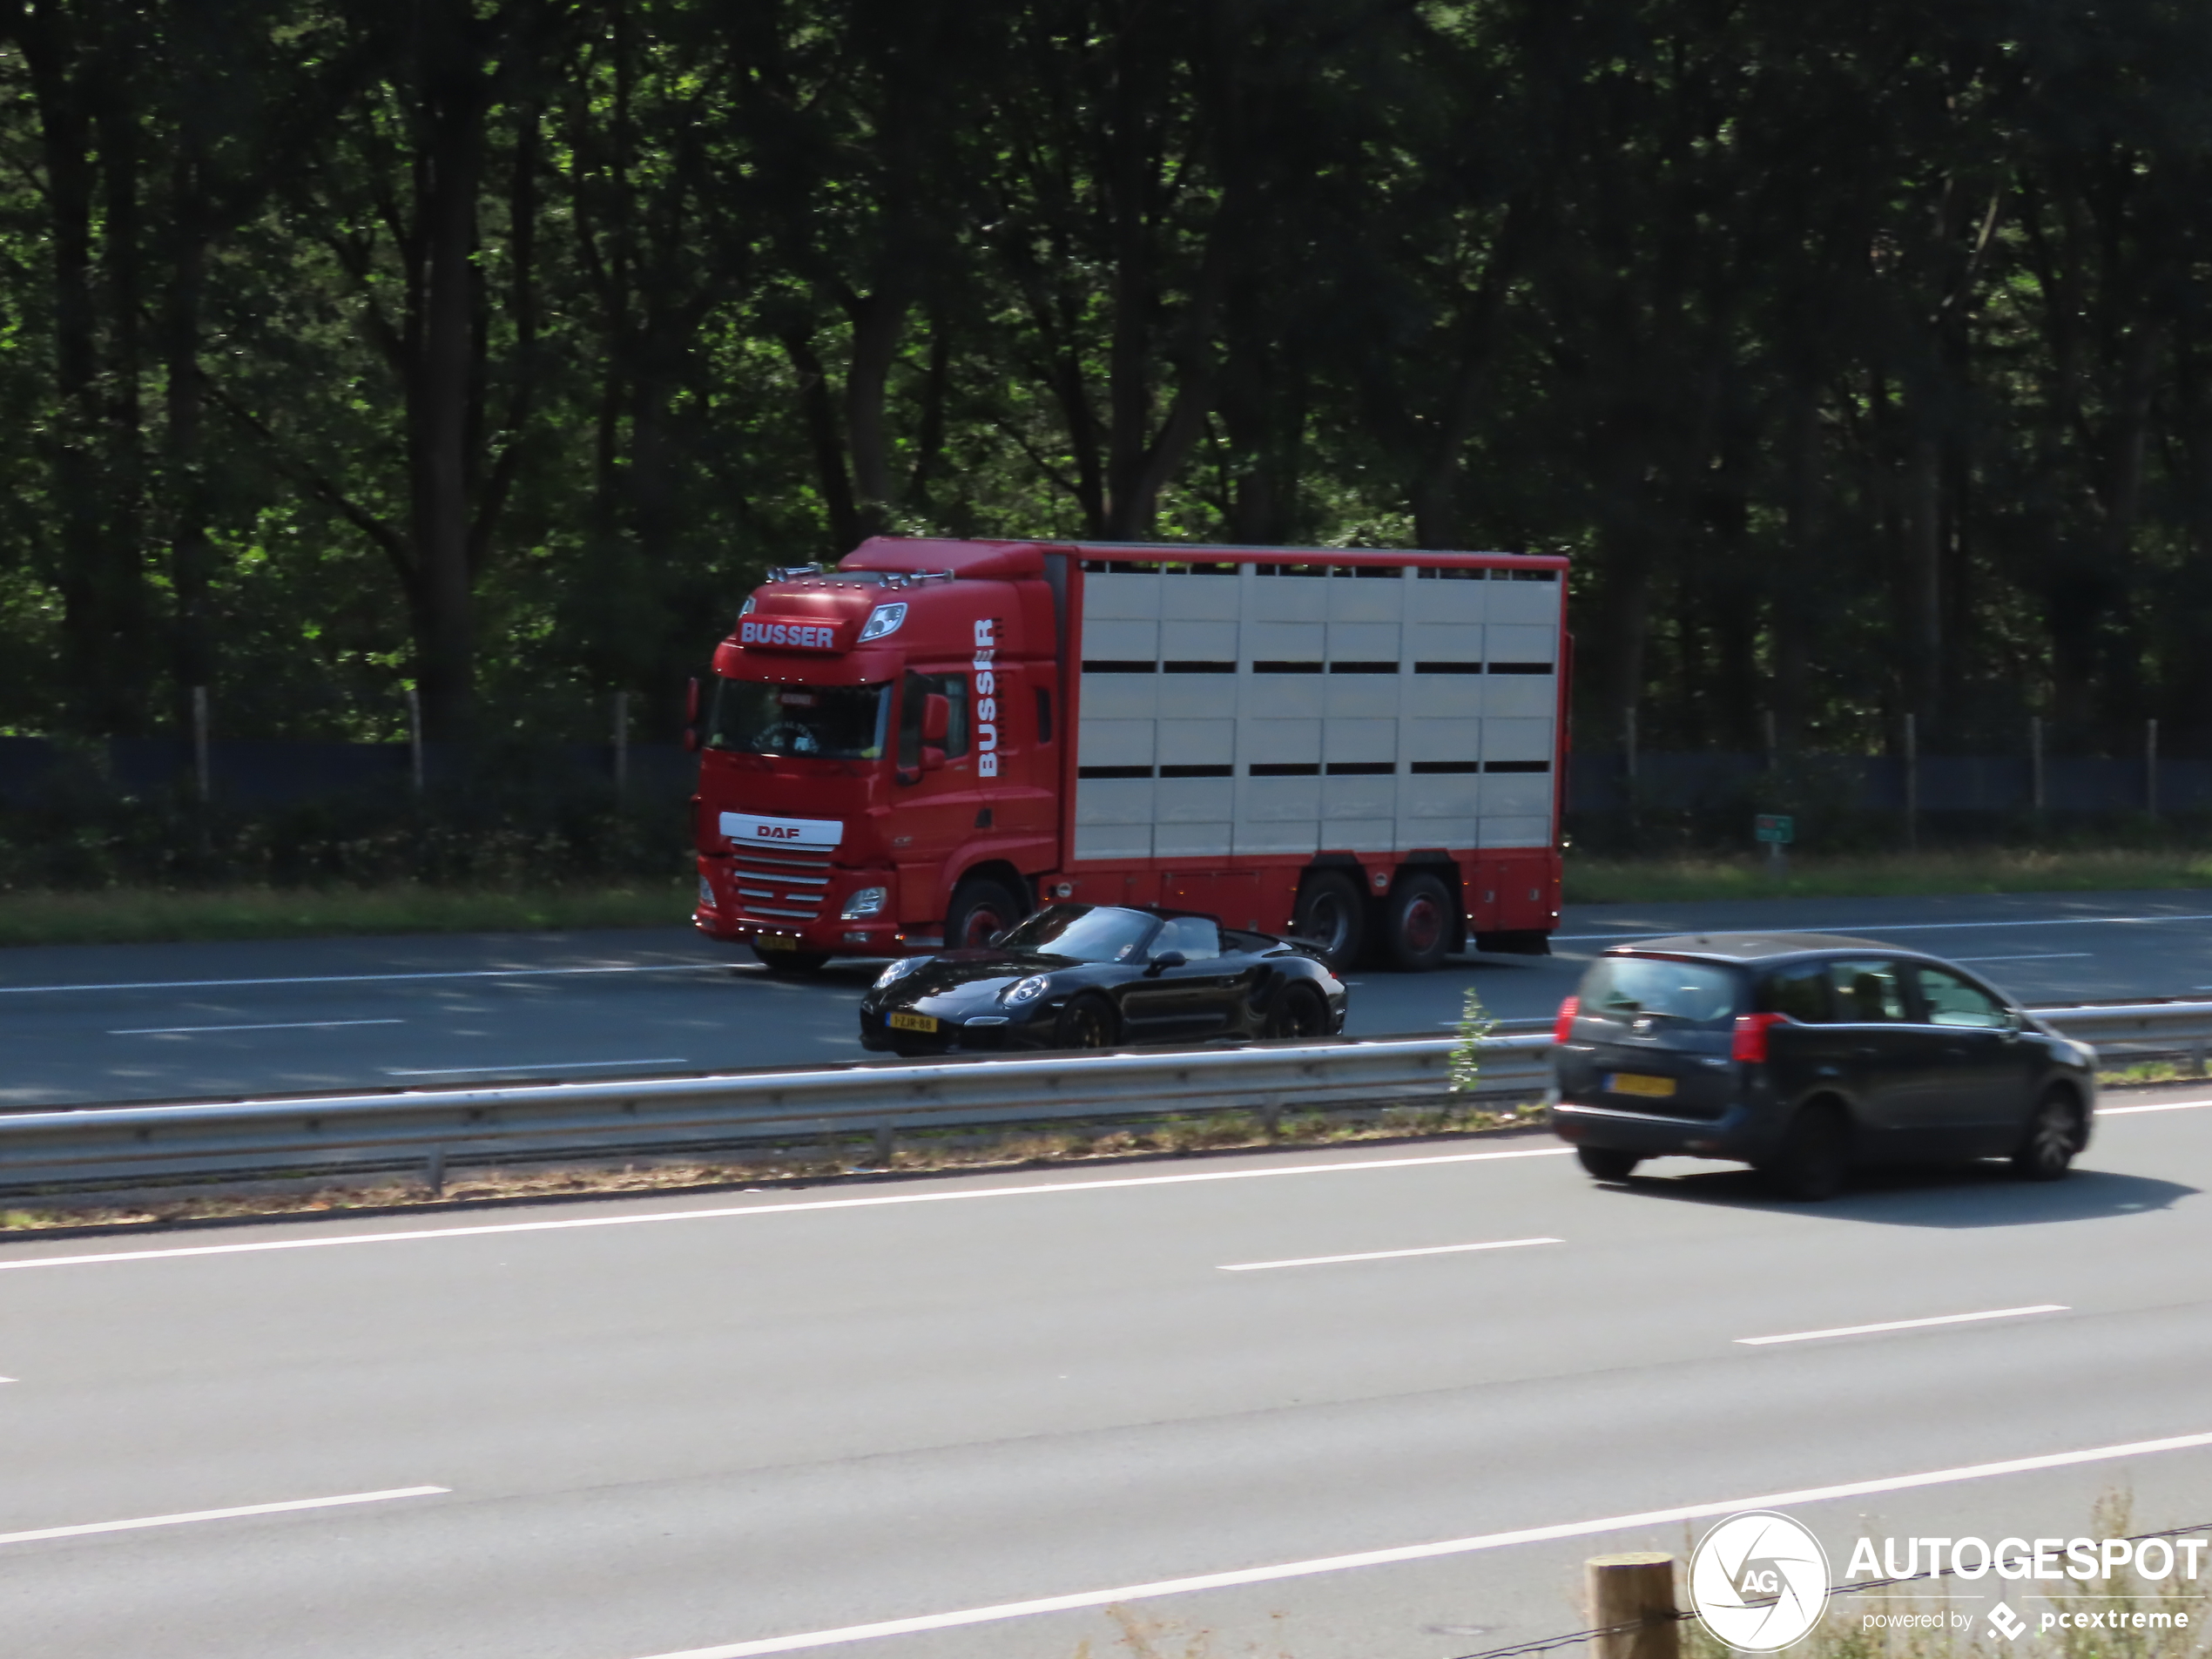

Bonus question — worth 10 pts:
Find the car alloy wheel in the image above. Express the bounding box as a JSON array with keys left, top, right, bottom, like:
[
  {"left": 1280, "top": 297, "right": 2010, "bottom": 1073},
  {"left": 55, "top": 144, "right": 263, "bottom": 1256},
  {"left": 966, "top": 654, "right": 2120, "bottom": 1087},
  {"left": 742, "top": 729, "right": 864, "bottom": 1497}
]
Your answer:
[
  {"left": 1265, "top": 983, "right": 1327, "bottom": 1039},
  {"left": 1055, "top": 995, "right": 1116, "bottom": 1050},
  {"left": 2013, "top": 1089, "right": 2082, "bottom": 1181}
]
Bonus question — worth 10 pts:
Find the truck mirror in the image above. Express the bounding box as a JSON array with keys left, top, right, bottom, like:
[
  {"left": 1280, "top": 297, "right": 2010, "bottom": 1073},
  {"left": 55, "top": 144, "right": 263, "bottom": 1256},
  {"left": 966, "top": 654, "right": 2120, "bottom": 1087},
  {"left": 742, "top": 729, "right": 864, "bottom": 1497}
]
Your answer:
[
  {"left": 685, "top": 677, "right": 701, "bottom": 725},
  {"left": 682, "top": 728, "right": 700, "bottom": 754},
  {"left": 921, "top": 744, "right": 948, "bottom": 772},
  {"left": 921, "top": 692, "right": 950, "bottom": 744}
]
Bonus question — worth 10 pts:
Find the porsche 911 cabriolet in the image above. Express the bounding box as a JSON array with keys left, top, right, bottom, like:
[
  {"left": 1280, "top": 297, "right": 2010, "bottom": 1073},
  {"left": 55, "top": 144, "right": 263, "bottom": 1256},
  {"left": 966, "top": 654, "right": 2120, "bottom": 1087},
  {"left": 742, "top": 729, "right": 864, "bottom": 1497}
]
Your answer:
[{"left": 857, "top": 902, "right": 1349, "bottom": 1055}]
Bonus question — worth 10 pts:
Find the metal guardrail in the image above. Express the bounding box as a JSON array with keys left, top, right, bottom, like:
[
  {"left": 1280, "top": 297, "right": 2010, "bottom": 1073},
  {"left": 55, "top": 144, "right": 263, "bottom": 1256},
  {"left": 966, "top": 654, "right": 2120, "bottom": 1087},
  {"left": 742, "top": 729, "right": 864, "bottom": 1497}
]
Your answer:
[{"left": 1, "top": 999, "right": 2206, "bottom": 1196}]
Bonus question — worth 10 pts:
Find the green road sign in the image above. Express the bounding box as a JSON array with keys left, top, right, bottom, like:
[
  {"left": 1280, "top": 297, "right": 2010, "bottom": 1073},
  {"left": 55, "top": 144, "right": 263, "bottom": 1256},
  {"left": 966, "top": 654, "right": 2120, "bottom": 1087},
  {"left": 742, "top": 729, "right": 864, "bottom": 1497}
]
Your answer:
[{"left": 1755, "top": 813, "right": 1795, "bottom": 845}]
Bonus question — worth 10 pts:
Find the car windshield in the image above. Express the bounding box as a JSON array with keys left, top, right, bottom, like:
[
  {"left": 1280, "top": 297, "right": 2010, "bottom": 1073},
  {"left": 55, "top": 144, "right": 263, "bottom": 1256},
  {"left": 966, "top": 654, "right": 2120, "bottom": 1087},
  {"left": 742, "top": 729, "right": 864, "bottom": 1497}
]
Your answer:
[
  {"left": 995, "top": 904, "right": 1160, "bottom": 963},
  {"left": 708, "top": 678, "right": 890, "bottom": 759},
  {"left": 1579, "top": 955, "right": 1743, "bottom": 1025}
]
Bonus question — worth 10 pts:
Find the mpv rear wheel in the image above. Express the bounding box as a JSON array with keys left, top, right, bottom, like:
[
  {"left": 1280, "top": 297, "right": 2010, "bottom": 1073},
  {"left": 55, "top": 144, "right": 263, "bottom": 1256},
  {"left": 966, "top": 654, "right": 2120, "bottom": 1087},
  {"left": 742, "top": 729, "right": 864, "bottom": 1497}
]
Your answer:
[
  {"left": 1767, "top": 1103, "right": 1851, "bottom": 1202},
  {"left": 2012, "top": 1087, "right": 2084, "bottom": 1181},
  {"left": 1576, "top": 1146, "right": 1640, "bottom": 1183}
]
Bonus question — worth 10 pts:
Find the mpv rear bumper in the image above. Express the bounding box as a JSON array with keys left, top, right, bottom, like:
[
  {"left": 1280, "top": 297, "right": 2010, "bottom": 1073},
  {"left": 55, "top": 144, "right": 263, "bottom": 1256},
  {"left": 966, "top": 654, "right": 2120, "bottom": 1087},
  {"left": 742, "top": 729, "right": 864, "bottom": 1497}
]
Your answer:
[{"left": 1549, "top": 1098, "right": 1784, "bottom": 1163}]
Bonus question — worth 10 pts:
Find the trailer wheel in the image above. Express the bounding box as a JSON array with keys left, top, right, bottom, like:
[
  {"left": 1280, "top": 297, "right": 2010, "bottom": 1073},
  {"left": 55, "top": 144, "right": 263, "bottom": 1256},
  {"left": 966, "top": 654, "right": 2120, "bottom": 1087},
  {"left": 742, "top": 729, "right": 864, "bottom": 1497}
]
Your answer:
[
  {"left": 946, "top": 875, "right": 1024, "bottom": 952},
  {"left": 1381, "top": 873, "right": 1453, "bottom": 971},
  {"left": 1291, "top": 871, "right": 1366, "bottom": 969}
]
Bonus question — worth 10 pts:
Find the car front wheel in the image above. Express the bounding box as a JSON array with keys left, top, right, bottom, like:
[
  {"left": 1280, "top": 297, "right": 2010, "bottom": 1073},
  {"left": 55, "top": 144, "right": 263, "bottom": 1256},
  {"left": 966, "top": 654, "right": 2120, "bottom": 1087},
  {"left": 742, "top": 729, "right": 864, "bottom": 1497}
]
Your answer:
[
  {"left": 1055, "top": 995, "right": 1118, "bottom": 1051},
  {"left": 2012, "top": 1087, "right": 2084, "bottom": 1181}
]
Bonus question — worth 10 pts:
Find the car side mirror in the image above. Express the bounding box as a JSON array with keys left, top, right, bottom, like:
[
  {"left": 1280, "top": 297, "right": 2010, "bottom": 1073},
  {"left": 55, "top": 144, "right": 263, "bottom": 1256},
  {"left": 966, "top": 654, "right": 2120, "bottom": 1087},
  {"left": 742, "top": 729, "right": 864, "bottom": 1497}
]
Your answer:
[
  {"left": 2001, "top": 1007, "right": 2025, "bottom": 1036},
  {"left": 1147, "top": 950, "right": 1187, "bottom": 975},
  {"left": 921, "top": 692, "right": 950, "bottom": 744}
]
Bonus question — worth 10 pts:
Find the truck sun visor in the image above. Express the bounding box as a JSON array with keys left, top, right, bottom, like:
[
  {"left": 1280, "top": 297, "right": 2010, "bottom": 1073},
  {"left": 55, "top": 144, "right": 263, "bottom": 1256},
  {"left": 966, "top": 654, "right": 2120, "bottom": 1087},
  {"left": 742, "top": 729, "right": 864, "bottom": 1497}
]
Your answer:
[{"left": 858, "top": 602, "right": 907, "bottom": 642}]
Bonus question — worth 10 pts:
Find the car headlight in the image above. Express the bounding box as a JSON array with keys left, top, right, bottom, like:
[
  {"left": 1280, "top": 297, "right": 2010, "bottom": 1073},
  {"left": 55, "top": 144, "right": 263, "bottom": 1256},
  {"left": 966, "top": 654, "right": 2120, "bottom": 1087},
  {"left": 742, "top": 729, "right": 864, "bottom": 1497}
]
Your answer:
[
  {"left": 873, "top": 957, "right": 924, "bottom": 989},
  {"left": 841, "top": 886, "right": 889, "bottom": 920},
  {"left": 1002, "top": 974, "right": 1051, "bottom": 1006}
]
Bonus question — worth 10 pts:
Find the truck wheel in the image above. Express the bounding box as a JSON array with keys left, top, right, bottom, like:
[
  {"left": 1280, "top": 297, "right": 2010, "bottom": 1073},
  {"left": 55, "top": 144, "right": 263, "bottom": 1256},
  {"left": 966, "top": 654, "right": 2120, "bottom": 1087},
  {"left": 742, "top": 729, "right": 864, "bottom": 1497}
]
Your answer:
[
  {"left": 1382, "top": 873, "right": 1453, "bottom": 971},
  {"left": 946, "top": 875, "right": 1024, "bottom": 952},
  {"left": 1291, "top": 871, "right": 1366, "bottom": 969}
]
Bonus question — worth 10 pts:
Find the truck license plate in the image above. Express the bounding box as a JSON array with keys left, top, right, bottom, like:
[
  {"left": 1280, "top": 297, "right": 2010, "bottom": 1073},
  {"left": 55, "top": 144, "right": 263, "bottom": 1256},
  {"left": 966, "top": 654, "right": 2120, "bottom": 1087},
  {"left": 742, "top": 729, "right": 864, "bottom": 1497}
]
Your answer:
[
  {"left": 888, "top": 1012, "right": 938, "bottom": 1034},
  {"left": 1607, "top": 1072, "right": 1676, "bottom": 1099},
  {"left": 756, "top": 934, "right": 797, "bottom": 952}
]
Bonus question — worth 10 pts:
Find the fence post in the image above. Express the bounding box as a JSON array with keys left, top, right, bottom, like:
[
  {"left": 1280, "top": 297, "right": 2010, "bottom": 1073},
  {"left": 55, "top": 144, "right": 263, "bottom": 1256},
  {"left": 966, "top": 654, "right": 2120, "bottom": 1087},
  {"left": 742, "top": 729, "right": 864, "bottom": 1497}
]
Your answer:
[
  {"left": 405, "top": 685, "right": 425, "bottom": 796},
  {"left": 1587, "top": 1553, "right": 1681, "bottom": 1659},
  {"left": 613, "top": 690, "right": 630, "bottom": 801},
  {"left": 191, "top": 685, "right": 211, "bottom": 804},
  {"left": 2030, "top": 714, "right": 2045, "bottom": 817},
  {"left": 2147, "top": 717, "right": 2159, "bottom": 817},
  {"left": 1904, "top": 711, "right": 1919, "bottom": 853}
]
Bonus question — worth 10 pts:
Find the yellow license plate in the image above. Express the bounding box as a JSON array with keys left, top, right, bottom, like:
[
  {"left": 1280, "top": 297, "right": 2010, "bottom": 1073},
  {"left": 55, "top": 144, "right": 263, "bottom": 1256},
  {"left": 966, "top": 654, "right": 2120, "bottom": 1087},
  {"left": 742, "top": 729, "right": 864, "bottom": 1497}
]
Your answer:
[
  {"left": 1608, "top": 1072, "right": 1676, "bottom": 1099},
  {"left": 756, "top": 934, "right": 797, "bottom": 951},
  {"left": 887, "top": 1012, "right": 938, "bottom": 1034}
]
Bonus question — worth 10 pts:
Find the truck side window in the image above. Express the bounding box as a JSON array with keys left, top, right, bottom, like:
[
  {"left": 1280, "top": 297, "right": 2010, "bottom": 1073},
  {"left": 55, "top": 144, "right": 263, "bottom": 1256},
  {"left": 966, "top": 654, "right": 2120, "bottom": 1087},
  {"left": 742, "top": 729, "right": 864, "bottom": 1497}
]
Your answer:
[
  {"left": 898, "top": 672, "right": 971, "bottom": 766},
  {"left": 1035, "top": 688, "right": 1053, "bottom": 744}
]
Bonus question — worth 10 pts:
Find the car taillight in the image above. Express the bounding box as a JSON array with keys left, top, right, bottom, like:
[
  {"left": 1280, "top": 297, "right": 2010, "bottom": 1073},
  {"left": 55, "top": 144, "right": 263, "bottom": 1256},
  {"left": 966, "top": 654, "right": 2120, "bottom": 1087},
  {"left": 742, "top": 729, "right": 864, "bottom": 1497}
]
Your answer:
[
  {"left": 1732, "top": 1011, "right": 1787, "bottom": 1062},
  {"left": 1553, "top": 995, "right": 1580, "bottom": 1044}
]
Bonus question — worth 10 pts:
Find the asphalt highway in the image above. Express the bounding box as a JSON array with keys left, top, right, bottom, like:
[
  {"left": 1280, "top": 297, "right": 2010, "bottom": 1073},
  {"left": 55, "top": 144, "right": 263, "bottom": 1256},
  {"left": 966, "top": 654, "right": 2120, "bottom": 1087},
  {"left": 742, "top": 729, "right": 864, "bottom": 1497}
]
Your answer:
[
  {"left": 6, "top": 888, "right": 2212, "bottom": 1107},
  {"left": 3, "top": 1082, "right": 2210, "bottom": 1657}
]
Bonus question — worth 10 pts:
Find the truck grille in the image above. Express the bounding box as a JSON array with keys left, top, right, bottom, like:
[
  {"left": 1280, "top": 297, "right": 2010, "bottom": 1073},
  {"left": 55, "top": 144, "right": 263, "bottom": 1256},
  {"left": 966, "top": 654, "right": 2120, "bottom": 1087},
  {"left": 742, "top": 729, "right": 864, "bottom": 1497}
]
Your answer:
[{"left": 729, "top": 847, "right": 833, "bottom": 922}]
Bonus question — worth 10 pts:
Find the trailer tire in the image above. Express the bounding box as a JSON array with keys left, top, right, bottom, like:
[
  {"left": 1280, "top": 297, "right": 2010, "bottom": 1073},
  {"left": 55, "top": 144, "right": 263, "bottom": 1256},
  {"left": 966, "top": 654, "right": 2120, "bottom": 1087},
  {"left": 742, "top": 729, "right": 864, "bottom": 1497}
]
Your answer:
[
  {"left": 1291, "top": 871, "right": 1366, "bottom": 969},
  {"left": 1382, "top": 873, "right": 1454, "bottom": 972},
  {"left": 946, "top": 875, "right": 1024, "bottom": 952}
]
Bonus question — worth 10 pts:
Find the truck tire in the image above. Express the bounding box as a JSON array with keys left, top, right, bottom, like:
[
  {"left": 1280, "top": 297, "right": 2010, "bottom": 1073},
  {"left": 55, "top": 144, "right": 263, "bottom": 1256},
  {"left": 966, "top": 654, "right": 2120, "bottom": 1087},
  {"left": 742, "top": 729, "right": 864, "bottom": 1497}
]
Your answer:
[
  {"left": 1291, "top": 871, "right": 1366, "bottom": 970},
  {"left": 946, "top": 875, "right": 1024, "bottom": 952},
  {"left": 1381, "top": 873, "right": 1453, "bottom": 971}
]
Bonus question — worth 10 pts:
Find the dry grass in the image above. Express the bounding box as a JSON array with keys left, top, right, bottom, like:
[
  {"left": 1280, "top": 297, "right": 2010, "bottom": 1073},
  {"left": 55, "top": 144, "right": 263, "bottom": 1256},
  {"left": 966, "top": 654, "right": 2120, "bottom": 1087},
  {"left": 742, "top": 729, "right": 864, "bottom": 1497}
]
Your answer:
[{"left": 0, "top": 1097, "right": 1547, "bottom": 1234}]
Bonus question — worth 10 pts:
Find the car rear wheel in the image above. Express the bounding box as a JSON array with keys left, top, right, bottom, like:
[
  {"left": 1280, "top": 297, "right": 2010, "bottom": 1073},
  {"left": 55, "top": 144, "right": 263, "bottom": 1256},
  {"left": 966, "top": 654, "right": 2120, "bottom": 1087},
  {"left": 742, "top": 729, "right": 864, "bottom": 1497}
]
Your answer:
[
  {"left": 1291, "top": 871, "right": 1366, "bottom": 969},
  {"left": 1765, "top": 1102, "right": 1851, "bottom": 1201},
  {"left": 1055, "top": 995, "right": 1118, "bottom": 1051},
  {"left": 2012, "top": 1087, "right": 2084, "bottom": 1181},
  {"left": 1264, "top": 982, "right": 1329, "bottom": 1040},
  {"left": 946, "top": 876, "right": 1023, "bottom": 952},
  {"left": 1382, "top": 873, "right": 1453, "bottom": 971},
  {"left": 1576, "top": 1146, "right": 1640, "bottom": 1182}
]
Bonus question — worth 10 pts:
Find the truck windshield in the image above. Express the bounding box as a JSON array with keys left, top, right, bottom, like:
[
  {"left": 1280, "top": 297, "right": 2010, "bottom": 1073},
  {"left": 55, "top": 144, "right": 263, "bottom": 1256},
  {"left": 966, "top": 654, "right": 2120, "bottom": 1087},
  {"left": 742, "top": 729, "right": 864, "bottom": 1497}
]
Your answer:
[
  {"left": 997, "top": 905, "right": 1160, "bottom": 963},
  {"left": 708, "top": 678, "right": 890, "bottom": 759}
]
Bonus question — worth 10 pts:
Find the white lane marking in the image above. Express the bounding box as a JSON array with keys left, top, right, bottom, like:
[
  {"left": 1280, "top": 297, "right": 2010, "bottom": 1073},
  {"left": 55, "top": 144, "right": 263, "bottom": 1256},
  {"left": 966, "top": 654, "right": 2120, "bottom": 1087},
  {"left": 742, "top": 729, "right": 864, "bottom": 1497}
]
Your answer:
[
  {"left": 626, "top": 1429, "right": 2212, "bottom": 1658},
  {"left": 0, "top": 963, "right": 731, "bottom": 996},
  {"left": 1222, "top": 1237, "right": 1561, "bottom": 1271},
  {"left": 383, "top": 1057, "right": 687, "bottom": 1076},
  {"left": 0, "top": 1147, "right": 1578, "bottom": 1271},
  {"left": 0, "top": 1486, "right": 448, "bottom": 1548},
  {"left": 1555, "top": 911, "right": 2212, "bottom": 942},
  {"left": 2102, "top": 1097, "right": 2212, "bottom": 1115},
  {"left": 1948, "top": 953, "right": 2094, "bottom": 963},
  {"left": 111, "top": 1019, "right": 407, "bottom": 1036},
  {"left": 1737, "top": 1305, "right": 2067, "bottom": 1345}
]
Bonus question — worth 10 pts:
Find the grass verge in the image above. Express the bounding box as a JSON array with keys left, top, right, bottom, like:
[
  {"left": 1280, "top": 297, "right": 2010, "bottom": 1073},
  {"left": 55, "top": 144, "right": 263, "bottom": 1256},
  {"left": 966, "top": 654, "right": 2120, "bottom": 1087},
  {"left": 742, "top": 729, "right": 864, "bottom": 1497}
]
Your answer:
[
  {"left": 0, "top": 880, "right": 695, "bottom": 948},
  {"left": 1565, "top": 847, "right": 2212, "bottom": 906},
  {"left": 0, "top": 1098, "right": 1545, "bottom": 1234}
]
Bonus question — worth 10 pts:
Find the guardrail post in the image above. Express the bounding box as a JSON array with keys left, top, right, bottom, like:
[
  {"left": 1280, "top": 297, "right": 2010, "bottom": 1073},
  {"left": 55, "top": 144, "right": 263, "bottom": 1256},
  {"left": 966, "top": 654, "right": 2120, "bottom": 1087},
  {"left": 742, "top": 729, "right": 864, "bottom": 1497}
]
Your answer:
[
  {"left": 423, "top": 1146, "right": 445, "bottom": 1194},
  {"left": 2191, "top": 1040, "right": 2206, "bottom": 1079},
  {"left": 873, "top": 1125, "right": 894, "bottom": 1164},
  {"left": 1587, "top": 1553, "right": 1680, "bottom": 1659}
]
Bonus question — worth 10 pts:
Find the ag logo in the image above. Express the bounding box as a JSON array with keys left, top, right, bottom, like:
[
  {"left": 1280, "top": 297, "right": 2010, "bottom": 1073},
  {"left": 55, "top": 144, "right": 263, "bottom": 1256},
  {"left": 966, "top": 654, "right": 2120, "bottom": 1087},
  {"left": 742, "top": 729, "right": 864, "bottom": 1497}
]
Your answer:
[{"left": 1688, "top": 1510, "right": 1831, "bottom": 1651}]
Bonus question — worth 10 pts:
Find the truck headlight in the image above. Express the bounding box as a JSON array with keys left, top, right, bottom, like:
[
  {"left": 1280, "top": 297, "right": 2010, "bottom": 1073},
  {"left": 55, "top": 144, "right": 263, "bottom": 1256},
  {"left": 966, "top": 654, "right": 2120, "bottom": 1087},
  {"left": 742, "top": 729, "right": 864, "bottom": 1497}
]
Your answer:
[
  {"left": 841, "top": 886, "right": 889, "bottom": 919},
  {"left": 698, "top": 875, "right": 716, "bottom": 908},
  {"left": 1003, "top": 974, "right": 1051, "bottom": 1006}
]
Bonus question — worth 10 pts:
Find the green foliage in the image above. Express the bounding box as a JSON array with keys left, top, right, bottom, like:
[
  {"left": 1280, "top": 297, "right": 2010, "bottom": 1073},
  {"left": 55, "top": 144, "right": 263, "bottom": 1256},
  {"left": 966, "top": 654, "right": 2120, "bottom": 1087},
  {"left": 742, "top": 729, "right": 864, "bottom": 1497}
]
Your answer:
[{"left": 1449, "top": 982, "right": 1499, "bottom": 1094}]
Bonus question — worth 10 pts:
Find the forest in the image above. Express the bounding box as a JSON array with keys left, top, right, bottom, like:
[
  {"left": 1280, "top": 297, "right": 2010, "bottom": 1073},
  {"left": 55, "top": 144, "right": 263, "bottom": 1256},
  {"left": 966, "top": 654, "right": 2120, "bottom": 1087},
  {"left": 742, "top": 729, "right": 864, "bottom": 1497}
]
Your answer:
[{"left": 3, "top": 0, "right": 2209, "bottom": 764}]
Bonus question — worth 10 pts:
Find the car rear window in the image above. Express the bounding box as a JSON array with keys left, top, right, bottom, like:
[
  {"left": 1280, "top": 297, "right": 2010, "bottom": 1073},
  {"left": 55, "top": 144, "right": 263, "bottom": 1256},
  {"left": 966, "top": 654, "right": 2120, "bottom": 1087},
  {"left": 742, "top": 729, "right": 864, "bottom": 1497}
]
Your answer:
[{"left": 1577, "top": 956, "right": 1743, "bottom": 1025}]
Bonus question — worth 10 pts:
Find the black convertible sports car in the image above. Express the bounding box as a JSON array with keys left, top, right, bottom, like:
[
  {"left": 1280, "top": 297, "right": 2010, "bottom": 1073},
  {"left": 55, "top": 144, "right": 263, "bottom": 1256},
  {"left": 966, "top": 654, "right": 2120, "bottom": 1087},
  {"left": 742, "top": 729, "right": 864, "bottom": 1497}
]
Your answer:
[{"left": 857, "top": 902, "right": 1349, "bottom": 1055}]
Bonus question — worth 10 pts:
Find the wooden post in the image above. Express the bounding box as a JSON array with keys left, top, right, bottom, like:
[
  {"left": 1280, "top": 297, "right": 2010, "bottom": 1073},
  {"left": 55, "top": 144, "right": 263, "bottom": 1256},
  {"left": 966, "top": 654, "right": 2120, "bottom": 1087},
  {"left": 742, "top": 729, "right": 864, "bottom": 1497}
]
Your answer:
[
  {"left": 2030, "top": 714, "right": 2045, "bottom": 816},
  {"left": 1904, "top": 711, "right": 1919, "bottom": 853},
  {"left": 2147, "top": 717, "right": 2159, "bottom": 817},
  {"left": 405, "top": 685, "right": 425, "bottom": 796},
  {"left": 613, "top": 690, "right": 630, "bottom": 800},
  {"left": 191, "top": 685, "right": 211, "bottom": 804},
  {"left": 1588, "top": 1553, "right": 1681, "bottom": 1659}
]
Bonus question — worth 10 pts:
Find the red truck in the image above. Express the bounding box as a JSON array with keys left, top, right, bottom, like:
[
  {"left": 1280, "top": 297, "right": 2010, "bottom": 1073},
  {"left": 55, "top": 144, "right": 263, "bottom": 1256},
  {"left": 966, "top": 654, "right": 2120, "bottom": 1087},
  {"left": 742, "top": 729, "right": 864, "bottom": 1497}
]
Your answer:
[{"left": 690, "top": 537, "right": 1567, "bottom": 974}]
